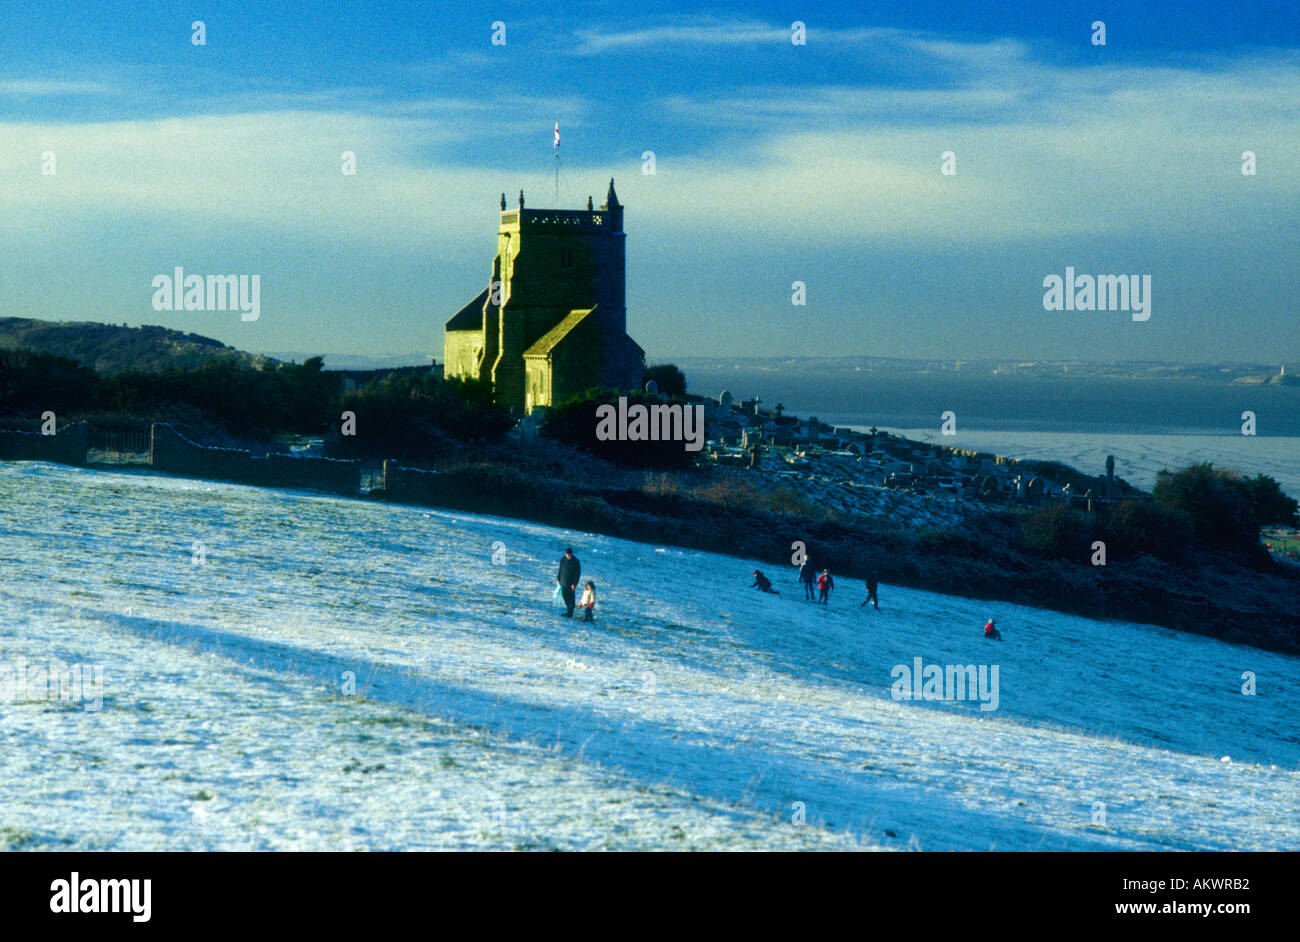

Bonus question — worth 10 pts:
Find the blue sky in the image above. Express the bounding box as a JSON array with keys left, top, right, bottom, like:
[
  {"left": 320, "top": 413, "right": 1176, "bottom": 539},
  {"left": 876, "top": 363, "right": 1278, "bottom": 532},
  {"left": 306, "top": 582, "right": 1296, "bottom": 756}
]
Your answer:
[{"left": 1, "top": 0, "right": 1297, "bottom": 364}]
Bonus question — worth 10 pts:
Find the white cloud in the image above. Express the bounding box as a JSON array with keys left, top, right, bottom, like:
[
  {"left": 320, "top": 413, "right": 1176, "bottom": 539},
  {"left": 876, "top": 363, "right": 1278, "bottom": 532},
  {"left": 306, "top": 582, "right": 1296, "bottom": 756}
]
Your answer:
[
  {"left": 0, "top": 41, "right": 1294, "bottom": 258},
  {"left": 0, "top": 79, "right": 114, "bottom": 97},
  {"left": 569, "top": 19, "right": 905, "bottom": 55}
]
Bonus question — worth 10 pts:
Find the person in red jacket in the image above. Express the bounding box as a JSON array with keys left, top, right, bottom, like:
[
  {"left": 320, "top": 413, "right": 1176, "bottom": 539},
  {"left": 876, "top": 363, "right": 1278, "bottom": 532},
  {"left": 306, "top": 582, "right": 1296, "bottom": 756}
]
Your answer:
[
  {"left": 983, "top": 618, "right": 1002, "bottom": 640},
  {"left": 817, "top": 569, "right": 834, "bottom": 604}
]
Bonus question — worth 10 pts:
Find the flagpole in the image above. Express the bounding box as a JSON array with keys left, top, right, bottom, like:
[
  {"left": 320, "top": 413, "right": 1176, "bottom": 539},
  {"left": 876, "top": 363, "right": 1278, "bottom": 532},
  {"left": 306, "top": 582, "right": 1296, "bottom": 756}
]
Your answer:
[{"left": 554, "top": 121, "right": 560, "bottom": 205}]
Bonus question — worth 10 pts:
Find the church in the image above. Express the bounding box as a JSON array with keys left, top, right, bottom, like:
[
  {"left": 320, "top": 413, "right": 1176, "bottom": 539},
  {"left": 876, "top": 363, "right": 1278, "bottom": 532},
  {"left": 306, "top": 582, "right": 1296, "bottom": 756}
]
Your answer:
[{"left": 443, "top": 179, "right": 645, "bottom": 414}]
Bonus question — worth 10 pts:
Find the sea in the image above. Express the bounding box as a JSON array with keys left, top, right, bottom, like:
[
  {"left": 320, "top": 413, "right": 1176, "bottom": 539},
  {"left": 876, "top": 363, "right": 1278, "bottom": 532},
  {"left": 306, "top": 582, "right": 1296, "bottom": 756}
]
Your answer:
[{"left": 680, "top": 366, "right": 1300, "bottom": 496}]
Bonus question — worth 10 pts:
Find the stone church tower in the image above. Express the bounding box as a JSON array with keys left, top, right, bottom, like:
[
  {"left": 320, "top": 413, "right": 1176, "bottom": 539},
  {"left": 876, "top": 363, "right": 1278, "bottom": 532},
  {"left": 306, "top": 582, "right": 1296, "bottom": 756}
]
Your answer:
[{"left": 443, "top": 179, "right": 645, "bottom": 413}]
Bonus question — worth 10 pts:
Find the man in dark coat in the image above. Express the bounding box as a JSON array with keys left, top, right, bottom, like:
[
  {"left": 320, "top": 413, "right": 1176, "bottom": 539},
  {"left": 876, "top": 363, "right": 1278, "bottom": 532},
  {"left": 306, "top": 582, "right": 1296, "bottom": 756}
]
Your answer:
[
  {"left": 751, "top": 570, "right": 777, "bottom": 593},
  {"left": 557, "top": 547, "right": 581, "bottom": 617},
  {"left": 861, "top": 573, "right": 879, "bottom": 609},
  {"left": 798, "top": 561, "right": 817, "bottom": 600}
]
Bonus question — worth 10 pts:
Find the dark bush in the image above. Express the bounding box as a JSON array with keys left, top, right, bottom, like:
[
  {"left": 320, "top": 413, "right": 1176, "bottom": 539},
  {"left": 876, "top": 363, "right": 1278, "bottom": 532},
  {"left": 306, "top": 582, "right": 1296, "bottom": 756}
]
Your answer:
[
  {"left": 541, "top": 387, "right": 696, "bottom": 469},
  {"left": 642, "top": 363, "right": 687, "bottom": 397},
  {"left": 1153, "top": 463, "right": 1258, "bottom": 548},
  {"left": 559, "top": 495, "right": 614, "bottom": 528},
  {"left": 1019, "top": 503, "right": 1093, "bottom": 560},
  {"left": 1236, "top": 474, "right": 1299, "bottom": 528},
  {"left": 1100, "top": 499, "right": 1192, "bottom": 561},
  {"left": 916, "top": 527, "right": 987, "bottom": 559},
  {"left": 0, "top": 349, "right": 100, "bottom": 414},
  {"left": 332, "top": 373, "right": 512, "bottom": 463}
]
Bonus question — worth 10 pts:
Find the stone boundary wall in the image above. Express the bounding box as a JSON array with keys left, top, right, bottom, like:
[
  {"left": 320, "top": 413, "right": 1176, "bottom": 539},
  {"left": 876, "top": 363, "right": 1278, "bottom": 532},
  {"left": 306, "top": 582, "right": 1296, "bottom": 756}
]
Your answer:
[
  {"left": 150, "top": 423, "right": 360, "bottom": 496},
  {"left": 1, "top": 421, "right": 360, "bottom": 495},
  {"left": 0, "top": 421, "right": 89, "bottom": 465},
  {"left": 381, "top": 460, "right": 442, "bottom": 503}
]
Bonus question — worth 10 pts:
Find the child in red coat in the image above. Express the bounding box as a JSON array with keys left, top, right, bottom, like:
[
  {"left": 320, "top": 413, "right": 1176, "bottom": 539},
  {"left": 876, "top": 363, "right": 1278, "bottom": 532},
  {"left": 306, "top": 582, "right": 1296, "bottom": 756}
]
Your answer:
[{"left": 817, "top": 570, "right": 834, "bottom": 604}]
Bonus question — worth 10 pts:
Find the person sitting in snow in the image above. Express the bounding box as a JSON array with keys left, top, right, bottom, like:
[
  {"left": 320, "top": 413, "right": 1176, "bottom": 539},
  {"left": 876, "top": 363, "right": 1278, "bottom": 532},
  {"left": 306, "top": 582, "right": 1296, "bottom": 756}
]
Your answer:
[
  {"left": 983, "top": 618, "right": 1002, "bottom": 641},
  {"left": 578, "top": 581, "right": 596, "bottom": 622},
  {"left": 751, "top": 570, "right": 778, "bottom": 594},
  {"left": 817, "top": 569, "right": 834, "bottom": 604}
]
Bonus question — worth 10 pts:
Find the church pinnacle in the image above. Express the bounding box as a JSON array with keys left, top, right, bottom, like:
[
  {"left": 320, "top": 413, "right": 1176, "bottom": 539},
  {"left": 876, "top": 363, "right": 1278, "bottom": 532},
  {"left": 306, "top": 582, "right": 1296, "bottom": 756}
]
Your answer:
[{"left": 602, "top": 178, "right": 620, "bottom": 211}]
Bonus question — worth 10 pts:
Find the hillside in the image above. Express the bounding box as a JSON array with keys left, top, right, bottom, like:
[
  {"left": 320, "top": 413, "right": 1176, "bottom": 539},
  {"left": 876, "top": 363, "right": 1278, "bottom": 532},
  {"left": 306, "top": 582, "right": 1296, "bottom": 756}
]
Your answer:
[
  {"left": 1, "top": 460, "right": 1295, "bottom": 850},
  {"left": 0, "top": 317, "right": 278, "bottom": 374}
]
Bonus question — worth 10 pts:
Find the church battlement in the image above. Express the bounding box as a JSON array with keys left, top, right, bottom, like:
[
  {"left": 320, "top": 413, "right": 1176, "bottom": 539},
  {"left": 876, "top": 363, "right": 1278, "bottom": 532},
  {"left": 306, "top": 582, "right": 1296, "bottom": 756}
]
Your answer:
[
  {"left": 500, "top": 208, "right": 619, "bottom": 234},
  {"left": 498, "top": 178, "right": 624, "bottom": 235}
]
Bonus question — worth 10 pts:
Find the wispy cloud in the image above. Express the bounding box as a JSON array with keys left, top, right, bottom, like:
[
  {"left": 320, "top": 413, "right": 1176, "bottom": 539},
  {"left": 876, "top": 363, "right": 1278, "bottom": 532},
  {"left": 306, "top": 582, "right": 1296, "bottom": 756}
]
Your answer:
[
  {"left": 569, "top": 18, "right": 901, "bottom": 55},
  {"left": 1, "top": 38, "right": 1296, "bottom": 246},
  {"left": 1, "top": 24, "right": 1296, "bottom": 360},
  {"left": 0, "top": 79, "right": 114, "bottom": 97}
]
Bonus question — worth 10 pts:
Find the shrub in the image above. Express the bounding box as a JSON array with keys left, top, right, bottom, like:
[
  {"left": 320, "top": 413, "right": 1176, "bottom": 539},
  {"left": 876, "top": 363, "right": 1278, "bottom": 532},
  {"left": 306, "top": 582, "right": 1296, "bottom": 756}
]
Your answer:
[
  {"left": 642, "top": 363, "right": 687, "bottom": 397},
  {"left": 431, "top": 461, "right": 551, "bottom": 516},
  {"left": 559, "top": 495, "right": 614, "bottom": 528},
  {"left": 0, "top": 349, "right": 100, "bottom": 415},
  {"left": 641, "top": 472, "right": 683, "bottom": 498},
  {"left": 1236, "top": 474, "right": 1299, "bottom": 528},
  {"left": 1153, "top": 463, "right": 1257, "bottom": 547},
  {"left": 541, "top": 387, "right": 696, "bottom": 468},
  {"left": 916, "top": 527, "right": 986, "bottom": 559},
  {"left": 1100, "top": 499, "right": 1192, "bottom": 561},
  {"left": 332, "top": 373, "right": 512, "bottom": 463},
  {"left": 1019, "top": 503, "right": 1093, "bottom": 560},
  {"left": 689, "top": 476, "right": 765, "bottom": 512},
  {"left": 765, "top": 485, "right": 824, "bottom": 518}
]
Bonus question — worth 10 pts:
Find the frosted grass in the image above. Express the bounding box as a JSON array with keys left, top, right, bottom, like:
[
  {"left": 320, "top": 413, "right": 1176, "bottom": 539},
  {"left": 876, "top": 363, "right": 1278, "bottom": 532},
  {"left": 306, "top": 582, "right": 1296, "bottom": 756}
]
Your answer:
[{"left": 1, "top": 461, "right": 1296, "bottom": 851}]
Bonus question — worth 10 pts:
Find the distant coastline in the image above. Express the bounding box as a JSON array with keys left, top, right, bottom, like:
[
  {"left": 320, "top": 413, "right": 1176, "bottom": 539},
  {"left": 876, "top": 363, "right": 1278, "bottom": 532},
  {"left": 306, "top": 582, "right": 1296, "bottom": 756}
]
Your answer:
[{"left": 677, "top": 362, "right": 1300, "bottom": 438}]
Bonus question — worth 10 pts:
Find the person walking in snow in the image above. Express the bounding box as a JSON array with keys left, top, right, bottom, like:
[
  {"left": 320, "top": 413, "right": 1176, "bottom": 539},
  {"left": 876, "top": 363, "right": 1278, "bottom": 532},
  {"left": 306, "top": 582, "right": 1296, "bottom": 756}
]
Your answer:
[
  {"left": 798, "top": 560, "right": 817, "bottom": 601},
  {"left": 861, "top": 573, "right": 879, "bottom": 610},
  {"left": 817, "top": 569, "right": 834, "bottom": 604},
  {"left": 751, "top": 570, "right": 778, "bottom": 594},
  {"left": 983, "top": 618, "right": 1002, "bottom": 641},
  {"left": 578, "top": 581, "right": 596, "bottom": 622},
  {"left": 556, "top": 547, "right": 581, "bottom": 617}
]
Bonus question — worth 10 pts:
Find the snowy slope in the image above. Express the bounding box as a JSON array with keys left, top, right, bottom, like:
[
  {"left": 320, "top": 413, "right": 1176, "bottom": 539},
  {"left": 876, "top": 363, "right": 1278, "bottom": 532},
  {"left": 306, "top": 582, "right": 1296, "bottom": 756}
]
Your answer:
[{"left": 0, "top": 461, "right": 1296, "bottom": 851}]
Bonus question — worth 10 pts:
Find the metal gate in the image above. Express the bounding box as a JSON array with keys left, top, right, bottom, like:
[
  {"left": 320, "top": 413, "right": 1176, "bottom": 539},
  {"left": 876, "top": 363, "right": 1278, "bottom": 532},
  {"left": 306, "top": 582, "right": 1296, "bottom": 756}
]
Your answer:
[
  {"left": 86, "top": 429, "right": 153, "bottom": 465},
  {"left": 359, "top": 466, "right": 385, "bottom": 494}
]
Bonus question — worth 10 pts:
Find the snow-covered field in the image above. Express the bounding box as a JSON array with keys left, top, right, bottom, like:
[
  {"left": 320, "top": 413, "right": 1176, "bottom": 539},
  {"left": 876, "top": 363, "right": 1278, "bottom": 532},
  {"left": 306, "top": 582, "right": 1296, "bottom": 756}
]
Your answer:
[
  {"left": 1, "top": 461, "right": 1297, "bottom": 851},
  {"left": 887, "top": 428, "right": 1300, "bottom": 497}
]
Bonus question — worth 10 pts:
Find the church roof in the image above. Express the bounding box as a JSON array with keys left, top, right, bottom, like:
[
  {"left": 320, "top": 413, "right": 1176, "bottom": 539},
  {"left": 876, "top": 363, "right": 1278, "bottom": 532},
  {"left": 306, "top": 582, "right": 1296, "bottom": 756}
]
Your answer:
[
  {"left": 522, "top": 308, "right": 597, "bottom": 358},
  {"left": 445, "top": 287, "right": 491, "bottom": 331}
]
